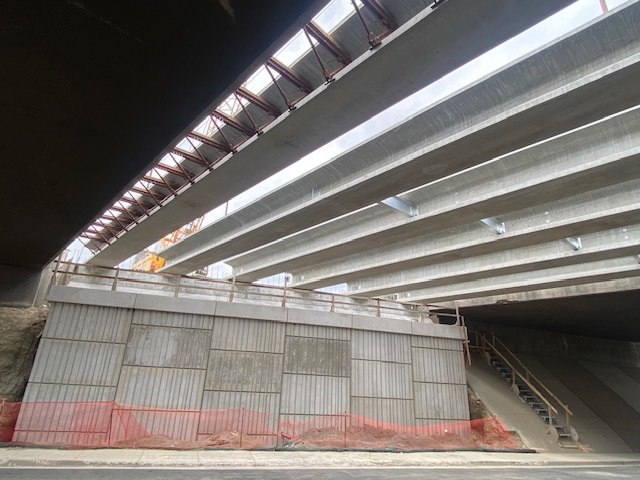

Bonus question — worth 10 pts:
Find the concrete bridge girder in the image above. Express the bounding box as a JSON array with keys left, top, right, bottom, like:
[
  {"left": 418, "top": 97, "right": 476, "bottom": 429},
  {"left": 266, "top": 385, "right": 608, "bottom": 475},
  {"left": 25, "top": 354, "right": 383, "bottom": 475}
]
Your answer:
[
  {"left": 88, "top": 0, "right": 577, "bottom": 268},
  {"left": 346, "top": 224, "right": 640, "bottom": 297},
  {"left": 159, "top": 2, "right": 640, "bottom": 275},
  {"left": 286, "top": 179, "right": 640, "bottom": 289},
  {"left": 448, "top": 277, "right": 640, "bottom": 309},
  {"left": 227, "top": 106, "right": 640, "bottom": 284},
  {"left": 396, "top": 256, "right": 640, "bottom": 304}
]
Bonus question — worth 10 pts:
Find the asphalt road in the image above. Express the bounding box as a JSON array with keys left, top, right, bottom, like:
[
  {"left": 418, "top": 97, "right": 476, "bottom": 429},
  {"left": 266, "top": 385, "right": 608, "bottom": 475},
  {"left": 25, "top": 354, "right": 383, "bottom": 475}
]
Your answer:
[{"left": 0, "top": 466, "right": 637, "bottom": 479}]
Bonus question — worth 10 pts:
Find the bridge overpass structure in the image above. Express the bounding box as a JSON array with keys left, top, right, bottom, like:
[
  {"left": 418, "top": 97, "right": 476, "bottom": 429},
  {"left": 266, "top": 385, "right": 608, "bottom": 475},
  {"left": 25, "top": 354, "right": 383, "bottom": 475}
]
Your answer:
[
  {"left": 3, "top": 0, "right": 639, "bottom": 341},
  {"left": 149, "top": 1, "right": 640, "bottom": 340}
]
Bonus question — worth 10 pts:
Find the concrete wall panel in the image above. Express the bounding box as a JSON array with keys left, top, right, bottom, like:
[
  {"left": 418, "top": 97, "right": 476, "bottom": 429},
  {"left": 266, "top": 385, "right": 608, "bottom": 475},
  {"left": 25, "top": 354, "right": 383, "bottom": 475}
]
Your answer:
[
  {"left": 211, "top": 317, "right": 285, "bottom": 353},
  {"left": 21, "top": 383, "right": 116, "bottom": 404},
  {"left": 115, "top": 366, "right": 205, "bottom": 409},
  {"left": 351, "top": 330, "right": 411, "bottom": 363},
  {"left": 124, "top": 325, "right": 211, "bottom": 369},
  {"left": 286, "top": 323, "right": 350, "bottom": 340},
  {"left": 30, "top": 339, "right": 124, "bottom": 386},
  {"left": 412, "top": 347, "right": 466, "bottom": 384},
  {"left": 414, "top": 382, "right": 470, "bottom": 420},
  {"left": 199, "top": 391, "right": 280, "bottom": 435},
  {"left": 350, "top": 397, "right": 414, "bottom": 426},
  {"left": 411, "top": 335, "right": 463, "bottom": 351},
  {"left": 205, "top": 351, "right": 282, "bottom": 392},
  {"left": 284, "top": 337, "right": 350, "bottom": 377},
  {"left": 351, "top": 360, "right": 413, "bottom": 399},
  {"left": 132, "top": 309, "right": 213, "bottom": 330},
  {"left": 281, "top": 374, "right": 349, "bottom": 415},
  {"left": 43, "top": 303, "right": 131, "bottom": 343}
]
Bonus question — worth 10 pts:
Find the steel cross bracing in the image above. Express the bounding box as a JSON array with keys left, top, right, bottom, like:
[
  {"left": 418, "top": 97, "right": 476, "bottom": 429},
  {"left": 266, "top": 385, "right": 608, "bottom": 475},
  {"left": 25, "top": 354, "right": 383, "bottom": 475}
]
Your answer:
[
  {"left": 155, "top": 4, "right": 640, "bottom": 280},
  {"left": 79, "top": 0, "right": 399, "bottom": 254},
  {"left": 85, "top": 0, "right": 578, "bottom": 268}
]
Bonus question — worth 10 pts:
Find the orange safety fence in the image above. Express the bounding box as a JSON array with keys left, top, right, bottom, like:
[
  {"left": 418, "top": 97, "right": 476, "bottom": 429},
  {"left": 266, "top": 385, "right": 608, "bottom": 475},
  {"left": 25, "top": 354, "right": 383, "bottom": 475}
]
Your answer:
[{"left": 1, "top": 401, "right": 521, "bottom": 450}]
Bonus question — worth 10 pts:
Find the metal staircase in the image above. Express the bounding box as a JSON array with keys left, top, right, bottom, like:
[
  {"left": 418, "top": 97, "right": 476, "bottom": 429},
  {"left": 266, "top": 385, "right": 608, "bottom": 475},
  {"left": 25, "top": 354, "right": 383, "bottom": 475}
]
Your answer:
[{"left": 473, "top": 332, "right": 578, "bottom": 448}]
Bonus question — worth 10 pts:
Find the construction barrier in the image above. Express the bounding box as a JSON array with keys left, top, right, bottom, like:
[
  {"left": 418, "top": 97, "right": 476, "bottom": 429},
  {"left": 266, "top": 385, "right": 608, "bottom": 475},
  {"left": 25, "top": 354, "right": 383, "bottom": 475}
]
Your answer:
[{"left": 2, "top": 401, "right": 520, "bottom": 450}]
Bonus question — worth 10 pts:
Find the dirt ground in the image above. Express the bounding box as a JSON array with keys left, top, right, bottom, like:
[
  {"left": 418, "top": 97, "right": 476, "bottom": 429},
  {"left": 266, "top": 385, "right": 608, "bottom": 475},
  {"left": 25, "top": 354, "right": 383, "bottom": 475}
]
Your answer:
[{"left": 0, "top": 306, "right": 47, "bottom": 401}]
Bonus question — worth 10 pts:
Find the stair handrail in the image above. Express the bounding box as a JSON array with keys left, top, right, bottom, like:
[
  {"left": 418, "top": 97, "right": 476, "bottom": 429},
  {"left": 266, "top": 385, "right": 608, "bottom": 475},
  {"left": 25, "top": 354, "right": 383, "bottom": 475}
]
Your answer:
[
  {"left": 480, "top": 333, "right": 572, "bottom": 428},
  {"left": 488, "top": 333, "right": 573, "bottom": 419}
]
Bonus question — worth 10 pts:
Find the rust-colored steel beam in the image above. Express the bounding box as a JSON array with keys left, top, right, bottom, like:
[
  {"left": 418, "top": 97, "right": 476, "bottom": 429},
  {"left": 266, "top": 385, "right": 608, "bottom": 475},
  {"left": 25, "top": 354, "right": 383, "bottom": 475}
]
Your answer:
[
  {"left": 209, "top": 115, "right": 237, "bottom": 153},
  {"left": 212, "top": 109, "right": 255, "bottom": 137},
  {"left": 171, "top": 147, "right": 209, "bottom": 167},
  {"left": 265, "top": 58, "right": 312, "bottom": 94},
  {"left": 102, "top": 212, "right": 129, "bottom": 232},
  {"left": 361, "top": 0, "right": 397, "bottom": 30},
  {"left": 123, "top": 193, "right": 152, "bottom": 214},
  {"left": 142, "top": 175, "right": 176, "bottom": 189},
  {"left": 236, "top": 86, "right": 281, "bottom": 117},
  {"left": 130, "top": 185, "right": 163, "bottom": 202},
  {"left": 304, "top": 21, "right": 351, "bottom": 65},
  {"left": 187, "top": 131, "right": 233, "bottom": 153},
  {"left": 155, "top": 162, "right": 190, "bottom": 179}
]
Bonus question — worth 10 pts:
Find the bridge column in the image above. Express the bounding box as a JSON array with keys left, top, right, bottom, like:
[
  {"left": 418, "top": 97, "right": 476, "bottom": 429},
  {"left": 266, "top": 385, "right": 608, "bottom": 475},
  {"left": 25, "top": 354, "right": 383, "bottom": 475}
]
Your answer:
[{"left": 0, "top": 264, "right": 51, "bottom": 307}]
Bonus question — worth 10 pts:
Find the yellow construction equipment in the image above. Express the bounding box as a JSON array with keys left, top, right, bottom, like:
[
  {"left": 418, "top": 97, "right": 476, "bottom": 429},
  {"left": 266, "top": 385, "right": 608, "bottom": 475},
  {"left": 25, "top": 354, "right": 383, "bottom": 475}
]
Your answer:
[{"left": 132, "top": 217, "right": 204, "bottom": 272}]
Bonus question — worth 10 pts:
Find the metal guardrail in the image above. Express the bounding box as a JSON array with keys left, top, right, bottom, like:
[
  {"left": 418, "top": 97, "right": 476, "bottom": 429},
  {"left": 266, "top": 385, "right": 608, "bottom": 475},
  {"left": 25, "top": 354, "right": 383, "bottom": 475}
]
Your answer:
[
  {"left": 47, "top": 260, "right": 463, "bottom": 324},
  {"left": 475, "top": 332, "right": 573, "bottom": 429}
]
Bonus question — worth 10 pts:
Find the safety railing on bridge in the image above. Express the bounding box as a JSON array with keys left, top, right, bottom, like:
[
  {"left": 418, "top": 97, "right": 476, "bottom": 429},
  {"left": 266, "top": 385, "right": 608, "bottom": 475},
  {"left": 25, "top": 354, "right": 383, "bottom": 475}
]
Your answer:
[
  {"left": 473, "top": 332, "right": 573, "bottom": 431},
  {"left": 47, "top": 260, "right": 462, "bottom": 324}
]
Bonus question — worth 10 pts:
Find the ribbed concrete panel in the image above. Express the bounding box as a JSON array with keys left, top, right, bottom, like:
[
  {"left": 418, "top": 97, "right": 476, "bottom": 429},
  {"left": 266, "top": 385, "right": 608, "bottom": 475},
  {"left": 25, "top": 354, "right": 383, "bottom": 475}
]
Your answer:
[
  {"left": 350, "top": 397, "right": 414, "bottom": 427},
  {"left": 132, "top": 309, "right": 213, "bottom": 330},
  {"left": 199, "top": 391, "right": 280, "bottom": 435},
  {"left": 205, "top": 351, "right": 282, "bottom": 392},
  {"left": 21, "top": 383, "right": 116, "bottom": 404},
  {"left": 111, "top": 410, "right": 200, "bottom": 442},
  {"left": 124, "top": 325, "right": 211, "bottom": 369},
  {"left": 44, "top": 303, "right": 131, "bottom": 343},
  {"left": 16, "top": 399, "right": 112, "bottom": 434},
  {"left": 351, "top": 360, "right": 412, "bottom": 399},
  {"left": 115, "top": 366, "right": 205, "bottom": 409},
  {"left": 286, "top": 323, "right": 350, "bottom": 340},
  {"left": 412, "top": 347, "right": 466, "bottom": 385},
  {"left": 411, "top": 336, "right": 463, "bottom": 351},
  {"left": 284, "top": 337, "right": 350, "bottom": 377},
  {"left": 351, "top": 330, "right": 411, "bottom": 363},
  {"left": 580, "top": 361, "right": 640, "bottom": 415},
  {"left": 30, "top": 339, "right": 124, "bottom": 386},
  {"left": 211, "top": 317, "right": 285, "bottom": 353},
  {"left": 280, "top": 374, "right": 349, "bottom": 415},
  {"left": 414, "top": 382, "right": 470, "bottom": 420}
]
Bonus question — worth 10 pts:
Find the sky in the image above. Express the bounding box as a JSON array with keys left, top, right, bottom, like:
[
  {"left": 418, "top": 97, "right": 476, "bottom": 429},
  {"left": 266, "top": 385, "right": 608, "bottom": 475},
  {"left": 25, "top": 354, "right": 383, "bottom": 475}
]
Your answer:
[{"left": 67, "top": 0, "right": 627, "bottom": 277}]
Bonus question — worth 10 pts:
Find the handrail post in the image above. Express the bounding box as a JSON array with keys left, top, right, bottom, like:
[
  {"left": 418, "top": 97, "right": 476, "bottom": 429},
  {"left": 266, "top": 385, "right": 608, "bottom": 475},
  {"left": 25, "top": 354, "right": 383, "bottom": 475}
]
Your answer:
[
  {"left": 111, "top": 266, "right": 120, "bottom": 291},
  {"left": 376, "top": 299, "right": 381, "bottom": 317},
  {"left": 281, "top": 276, "right": 288, "bottom": 308},
  {"left": 229, "top": 275, "right": 236, "bottom": 302},
  {"left": 330, "top": 294, "right": 335, "bottom": 312},
  {"left": 174, "top": 275, "right": 181, "bottom": 297}
]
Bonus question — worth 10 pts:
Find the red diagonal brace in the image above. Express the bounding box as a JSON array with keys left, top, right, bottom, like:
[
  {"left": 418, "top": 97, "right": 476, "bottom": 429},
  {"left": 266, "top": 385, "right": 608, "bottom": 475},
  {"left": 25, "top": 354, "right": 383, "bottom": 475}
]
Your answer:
[
  {"left": 212, "top": 109, "right": 255, "bottom": 136},
  {"left": 236, "top": 86, "right": 281, "bottom": 117},
  {"left": 265, "top": 58, "right": 312, "bottom": 94},
  {"left": 361, "top": 0, "right": 397, "bottom": 29},
  {"left": 171, "top": 147, "right": 208, "bottom": 167},
  {"left": 304, "top": 21, "right": 350, "bottom": 65},
  {"left": 187, "top": 131, "right": 233, "bottom": 153}
]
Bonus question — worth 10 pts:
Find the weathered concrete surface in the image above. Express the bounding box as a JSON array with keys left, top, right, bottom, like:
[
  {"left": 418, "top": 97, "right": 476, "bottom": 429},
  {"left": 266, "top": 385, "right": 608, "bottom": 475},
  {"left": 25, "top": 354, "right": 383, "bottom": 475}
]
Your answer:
[
  {"left": 347, "top": 225, "right": 640, "bottom": 297},
  {"left": 14, "top": 286, "right": 469, "bottom": 446},
  {"left": 466, "top": 356, "right": 568, "bottom": 453},
  {"left": 0, "top": 265, "right": 51, "bottom": 308},
  {"left": 0, "top": 306, "right": 47, "bottom": 401},
  {"left": 225, "top": 107, "right": 640, "bottom": 285},
  {"left": 161, "top": 3, "right": 640, "bottom": 275},
  {"left": 89, "top": 0, "right": 578, "bottom": 268}
]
